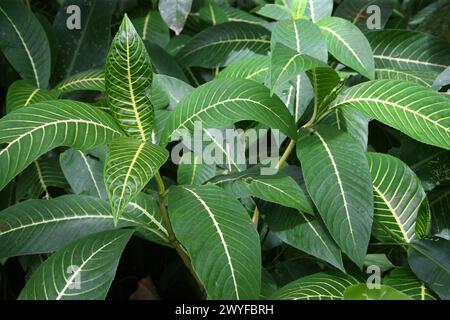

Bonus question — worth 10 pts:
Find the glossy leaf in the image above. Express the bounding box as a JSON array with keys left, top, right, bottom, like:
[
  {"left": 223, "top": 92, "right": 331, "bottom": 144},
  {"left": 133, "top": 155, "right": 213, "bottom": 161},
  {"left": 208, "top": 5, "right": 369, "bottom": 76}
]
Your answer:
[
  {"left": 297, "top": 126, "right": 373, "bottom": 267},
  {"left": 317, "top": 17, "right": 375, "bottom": 79},
  {"left": 18, "top": 229, "right": 133, "bottom": 300},
  {"left": 168, "top": 185, "right": 261, "bottom": 299},
  {"left": 105, "top": 15, "right": 154, "bottom": 142},
  {"left": 158, "top": 0, "right": 192, "bottom": 35},
  {"left": 176, "top": 22, "right": 270, "bottom": 68},
  {"left": 6, "top": 80, "right": 59, "bottom": 114},
  {"left": 160, "top": 79, "right": 297, "bottom": 144},
  {"left": 0, "top": 0, "right": 51, "bottom": 88},
  {"left": 0, "top": 100, "right": 123, "bottom": 191},
  {"left": 343, "top": 284, "right": 412, "bottom": 300},
  {"left": 104, "top": 137, "right": 168, "bottom": 223},
  {"left": 332, "top": 80, "right": 450, "bottom": 150}
]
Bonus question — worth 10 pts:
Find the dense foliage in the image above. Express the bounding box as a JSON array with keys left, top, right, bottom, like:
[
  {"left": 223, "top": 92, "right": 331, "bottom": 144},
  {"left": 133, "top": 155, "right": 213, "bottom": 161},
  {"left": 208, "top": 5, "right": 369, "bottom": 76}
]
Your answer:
[{"left": 0, "top": 0, "right": 449, "bottom": 300}]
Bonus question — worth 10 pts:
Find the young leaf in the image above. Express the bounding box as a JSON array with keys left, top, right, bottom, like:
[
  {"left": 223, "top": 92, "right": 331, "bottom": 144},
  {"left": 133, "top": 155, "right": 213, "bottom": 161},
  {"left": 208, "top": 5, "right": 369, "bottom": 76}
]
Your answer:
[
  {"left": 56, "top": 69, "right": 105, "bottom": 93},
  {"left": 18, "top": 229, "right": 133, "bottom": 300},
  {"left": 367, "top": 30, "right": 450, "bottom": 73},
  {"left": 0, "top": 100, "right": 123, "bottom": 191},
  {"left": 158, "top": 0, "right": 192, "bottom": 35},
  {"left": 6, "top": 80, "right": 59, "bottom": 113},
  {"left": 105, "top": 14, "right": 155, "bottom": 142},
  {"left": 160, "top": 79, "right": 297, "bottom": 144},
  {"left": 317, "top": 17, "right": 375, "bottom": 79},
  {"left": 60, "top": 148, "right": 108, "bottom": 200},
  {"left": 104, "top": 137, "right": 168, "bottom": 223},
  {"left": 297, "top": 126, "right": 373, "bottom": 267},
  {"left": 265, "top": 204, "right": 344, "bottom": 271},
  {"left": 0, "top": 194, "right": 167, "bottom": 259},
  {"left": 408, "top": 237, "right": 450, "bottom": 300},
  {"left": 368, "top": 153, "right": 426, "bottom": 244},
  {"left": 270, "top": 271, "right": 360, "bottom": 300},
  {"left": 0, "top": 0, "right": 51, "bottom": 88},
  {"left": 332, "top": 80, "right": 450, "bottom": 150},
  {"left": 168, "top": 185, "right": 261, "bottom": 299},
  {"left": 176, "top": 22, "right": 271, "bottom": 68},
  {"left": 384, "top": 267, "right": 437, "bottom": 300}
]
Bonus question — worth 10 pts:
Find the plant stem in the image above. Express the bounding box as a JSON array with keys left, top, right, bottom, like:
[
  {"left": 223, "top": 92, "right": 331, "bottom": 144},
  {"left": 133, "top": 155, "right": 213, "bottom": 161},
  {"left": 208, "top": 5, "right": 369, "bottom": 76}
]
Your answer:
[
  {"left": 252, "top": 205, "right": 260, "bottom": 226},
  {"left": 154, "top": 170, "right": 205, "bottom": 296}
]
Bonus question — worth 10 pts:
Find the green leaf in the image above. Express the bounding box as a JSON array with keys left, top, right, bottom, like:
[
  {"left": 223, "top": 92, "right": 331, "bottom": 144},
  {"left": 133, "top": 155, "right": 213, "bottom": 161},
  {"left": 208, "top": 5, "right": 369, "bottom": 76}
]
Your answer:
[
  {"left": 271, "top": 18, "right": 328, "bottom": 62},
  {"left": 303, "top": 0, "right": 333, "bottom": 22},
  {"left": 242, "top": 173, "right": 314, "bottom": 214},
  {"left": 256, "top": 4, "right": 291, "bottom": 21},
  {"left": 6, "top": 80, "right": 59, "bottom": 114},
  {"left": 56, "top": 69, "right": 105, "bottom": 93},
  {"left": 297, "top": 126, "right": 373, "bottom": 267},
  {"left": 367, "top": 152, "right": 426, "bottom": 244},
  {"left": 375, "top": 68, "right": 437, "bottom": 87},
  {"left": 168, "top": 185, "right": 261, "bottom": 299},
  {"left": 153, "top": 74, "right": 193, "bottom": 110},
  {"left": 408, "top": 237, "right": 450, "bottom": 300},
  {"left": 0, "top": 0, "right": 51, "bottom": 88},
  {"left": 265, "top": 204, "right": 344, "bottom": 271},
  {"left": 132, "top": 11, "right": 170, "bottom": 48},
  {"left": 0, "top": 100, "right": 123, "bottom": 191},
  {"left": 433, "top": 66, "right": 450, "bottom": 91},
  {"left": 307, "top": 67, "right": 342, "bottom": 119},
  {"left": 321, "top": 108, "right": 368, "bottom": 150},
  {"left": 104, "top": 137, "right": 168, "bottom": 223},
  {"left": 317, "top": 17, "right": 375, "bottom": 79},
  {"left": 145, "top": 42, "right": 189, "bottom": 82},
  {"left": 105, "top": 15, "right": 155, "bottom": 142},
  {"left": 15, "top": 156, "right": 68, "bottom": 201},
  {"left": 343, "top": 284, "right": 412, "bottom": 300},
  {"left": 0, "top": 194, "right": 167, "bottom": 259},
  {"left": 334, "top": 0, "right": 394, "bottom": 31},
  {"left": 217, "top": 55, "right": 270, "bottom": 82},
  {"left": 364, "top": 253, "right": 395, "bottom": 272},
  {"left": 158, "top": 0, "right": 192, "bottom": 35},
  {"left": 270, "top": 271, "right": 360, "bottom": 300},
  {"left": 160, "top": 79, "right": 297, "bottom": 144},
  {"left": 177, "top": 152, "right": 216, "bottom": 186},
  {"left": 430, "top": 189, "right": 450, "bottom": 239},
  {"left": 291, "top": 0, "right": 308, "bottom": 19},
  {"left": 18, "top": 229, "right": 133, "bottom": 300},
  {"left": 221, "top": 6, "right": 266, "bottom": 26},
  {"left": 366, "top": 30, "right": 450, "bottom": 73},
  {"left": 270, "top": 43, "right": 328, "bottom": 94},
  {"left": 60, "top": 148, "right": 108, "bottom": 200},
  {"left": 332, "top": 80, "right": 450, "bottom": 150},
  {"left": 384, "top": 267, "right": 437, "bottom": 300},
  {"left": 176, "top": 22, "right": 270, "bottom": 68},
  {"left": 53, "top": 0, "right": 117, "bottom": 82}
]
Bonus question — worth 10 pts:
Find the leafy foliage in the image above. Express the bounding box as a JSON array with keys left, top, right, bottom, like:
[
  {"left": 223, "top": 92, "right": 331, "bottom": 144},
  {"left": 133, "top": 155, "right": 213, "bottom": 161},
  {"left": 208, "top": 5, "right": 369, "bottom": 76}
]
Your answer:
[{"left": 0, "top": 0, "right": 449, "bottom": 301}]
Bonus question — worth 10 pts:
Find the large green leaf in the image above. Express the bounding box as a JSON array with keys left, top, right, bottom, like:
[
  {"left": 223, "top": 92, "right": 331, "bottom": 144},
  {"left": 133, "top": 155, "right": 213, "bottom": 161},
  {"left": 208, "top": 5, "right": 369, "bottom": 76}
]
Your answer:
[
  {"left": 105, "top": 15, "right": 154, "bottom": 142},
  {"left": 158, "top": 0, "right": 192, "bottom": 35},
  {"left": 160, "top": 79, "right": 297, "bottom": 144},
  {"left": 0, "top": 100, "right": 123, "bottom": 191},
  {"left": 269, "top": 271, "right": 360, "bottom": 300},
  {"left": 430, "top": 189, "right": 450, "bottom": 239},
  {"left": 334, "top": 0, "right": 394, "bottom": 31},
  {"left": 368, "top": 152, "right": 426, "bottom": 244},
  {"left": 375, "top": 69, "right": 437, "bottom": 87},
  {"left": 132, "top": 11, "right": 169, "bottom": 48},
  {"left": 0, "top": 0, "right": 51, "bottom": 88},
  {"left": 408, "top": 237, "right": 450, "bottom": 300},
  {"left": 332, "top": 80, "right": 450, "bottom": 150},
  {"left": 366, "top": 30, "right": 450, "bottom": 73},
  {"left": 177, "top": 152, "right": 216, "bottom": 186},
  {"left": 6, "top": 80, "right": 59, "bottom": 113},
  {"left": 265, "top": 204, "right": 344, "bottom": 271},
  {"left": 176, "top": 22, "right": 270, "bottom": 68},
  {"left": 297, "top": 126, "right": 373, "bottom": 267},
  {"left": 104, "top": 137, "right": 168, "bottom": 223},
  {"left": 15, "top": 156, "right": 68, "bottom": 201},
  {"left": 18, "top": 229, "right": 133, "bottom": 300},
  {"left": 60, "top": 148, "right": 108, "bottom": 200},
  {"left": 242, "top": 172, "right": 314, "bottom": 214},
  {"left": 168, "top": 185, "right": 261, "bottom": 299},
  {"left": 0, "top": 194, "right": 167, "bottom": 259},
  {"left": 53, "top": 0, "right": 116, "bottom": 82},
  {"left": 304, "top": 0, "right": 333, "bottom": 22},
  {"left": 384, "top": 267, "right": 437, "bottom": 300},
  {"left": 316, "top": 17, "right": 375, "bottom": 79},
  {"left": 343, "top": 284, "right": 412, "bottom": 300},
  {"left": 56, "top": 69, "right": 105, "bottom": 93},
  {"left": 217, "top": 55, "right": 270, "bottom": 82}
]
